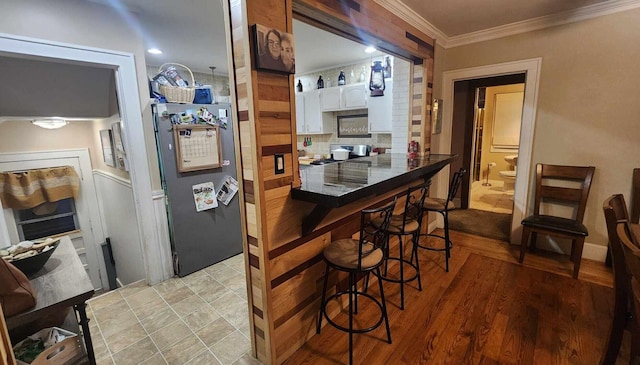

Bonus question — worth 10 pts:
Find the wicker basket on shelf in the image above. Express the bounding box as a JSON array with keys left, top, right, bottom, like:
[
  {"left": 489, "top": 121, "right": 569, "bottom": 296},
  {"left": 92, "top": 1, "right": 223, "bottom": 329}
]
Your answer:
[{"left": 158, "top": 63, "right": 195, "bottom": 103}]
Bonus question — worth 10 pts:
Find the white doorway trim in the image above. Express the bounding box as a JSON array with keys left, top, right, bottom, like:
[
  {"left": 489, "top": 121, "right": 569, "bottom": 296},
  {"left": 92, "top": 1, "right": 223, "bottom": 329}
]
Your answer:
[
  {"left": 0, "top": 33, "right": 173, "bottom": 284},
  {"left": 434, "top": 58, "right": 542, "bottom": 244}
]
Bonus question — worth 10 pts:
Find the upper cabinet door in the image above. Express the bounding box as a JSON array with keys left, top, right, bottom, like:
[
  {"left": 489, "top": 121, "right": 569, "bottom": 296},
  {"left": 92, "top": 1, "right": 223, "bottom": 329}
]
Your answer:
[
  {"left": 368, "top": 79, "right": 393, "bottom": 133},
  {"left": 342, "top": 84, "right": 367, "bottom": 109},
  {"left": 320, "top": 88, "right": 341, "bottom": 111},
  {"left": 295, "top": 93, "right": 305, "bottom": 134},
  {"left": 303, "top": 90, "right": 323, "bottom": 133}
]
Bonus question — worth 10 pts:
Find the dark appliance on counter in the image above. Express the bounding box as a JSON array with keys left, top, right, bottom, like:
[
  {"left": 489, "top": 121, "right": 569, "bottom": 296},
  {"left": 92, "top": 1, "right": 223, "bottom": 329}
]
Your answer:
[{"left": 152, "top": 102, "right": 242, "bottom": 277}]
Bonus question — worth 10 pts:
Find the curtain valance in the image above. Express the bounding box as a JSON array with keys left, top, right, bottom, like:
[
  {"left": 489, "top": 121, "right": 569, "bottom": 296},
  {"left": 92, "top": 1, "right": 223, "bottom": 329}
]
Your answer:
[{"left": 0, "top": 166, "right": 80, "bottom": 210}]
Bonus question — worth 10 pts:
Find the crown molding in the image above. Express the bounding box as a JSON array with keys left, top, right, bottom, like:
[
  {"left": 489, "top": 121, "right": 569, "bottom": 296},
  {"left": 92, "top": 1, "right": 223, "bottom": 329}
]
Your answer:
[
  {"left": 374, "top": 0, "right": 449, "bottom": 48},
  {"left": 376, "top": 0, "right": 640, "bottom": 50},
  {"left": 447, "top": 0, "right": 640, "bottom": 47}
]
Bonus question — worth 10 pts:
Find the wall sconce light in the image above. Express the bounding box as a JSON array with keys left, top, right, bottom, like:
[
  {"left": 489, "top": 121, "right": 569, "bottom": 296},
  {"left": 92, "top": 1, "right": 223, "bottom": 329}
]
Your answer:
[
  {"left": 369, "top": 60, "right": 385, "bottom": 97},
  {"left": 31, "top": 118, "right": 69, "bottom": 129}
]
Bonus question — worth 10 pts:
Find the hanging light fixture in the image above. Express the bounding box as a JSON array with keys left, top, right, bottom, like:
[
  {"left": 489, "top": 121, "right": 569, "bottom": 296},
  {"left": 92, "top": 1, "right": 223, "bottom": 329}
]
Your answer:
[
  {"left": 369, "top": 60, "right": 385, "bottom": 97},
  {"left": 31, "top": 118, "right": 69, "bottom": 129}
]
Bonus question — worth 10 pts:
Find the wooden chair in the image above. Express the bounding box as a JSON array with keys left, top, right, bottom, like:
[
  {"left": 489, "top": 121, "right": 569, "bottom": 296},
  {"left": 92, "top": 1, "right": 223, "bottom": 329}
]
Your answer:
[
  {"left": 616, "top": 221, "right": 640, "bottom": 364},
  {"left": 601, "top": 194, "right": 632, "bottom": 364},
  {"left": 316, "top": 199, "right": 396, "bottom": 365},
  {"left": 632, "top": 168, "right": 640, "bottom": 224},
  {"left": 417, "top": 168, "right": 466, "bottom": 272},
  {"left": 519, "top": 164, "right": 595, "bottom": 279},
  {"left": 373, "top": 181, "right": 430, "bottom": 310}
]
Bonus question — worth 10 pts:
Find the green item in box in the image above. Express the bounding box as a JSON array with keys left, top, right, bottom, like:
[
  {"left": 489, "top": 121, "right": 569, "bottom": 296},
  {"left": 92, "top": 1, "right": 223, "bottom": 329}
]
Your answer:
[{"left": 13, "top": 337, "right": 45, "bottom": 364}]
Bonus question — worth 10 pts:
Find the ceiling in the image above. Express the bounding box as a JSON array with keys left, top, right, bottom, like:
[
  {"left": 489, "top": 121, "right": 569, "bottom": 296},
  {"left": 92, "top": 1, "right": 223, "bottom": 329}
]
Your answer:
[
  {"left": 400, "top": 0, "right": 609, "bottom": 37},
  {"left": 89, "top": 0, "right": 624, "bottom": 76}
]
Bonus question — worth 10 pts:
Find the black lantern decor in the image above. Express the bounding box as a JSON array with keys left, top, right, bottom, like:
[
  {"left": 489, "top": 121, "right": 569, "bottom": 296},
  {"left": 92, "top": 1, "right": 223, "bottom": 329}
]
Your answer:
[{"left": 369, "top": 60, "right": 385, "bottom": 97}]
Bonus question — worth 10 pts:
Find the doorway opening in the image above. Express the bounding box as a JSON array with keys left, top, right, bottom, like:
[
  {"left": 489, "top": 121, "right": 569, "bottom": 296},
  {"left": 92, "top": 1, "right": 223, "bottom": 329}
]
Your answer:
[
  {"left": 470, "top": 82, "right": 525, "bottom": 215},
  {"left": 447, "top": 73, "right": 526, "bottom": 242}
]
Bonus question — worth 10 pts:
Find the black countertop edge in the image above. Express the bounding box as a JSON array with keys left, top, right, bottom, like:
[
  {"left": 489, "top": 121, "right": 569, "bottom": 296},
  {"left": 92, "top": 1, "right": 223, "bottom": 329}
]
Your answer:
[{"left": 291, "top": 154, "right": 457, "bottom": 208}]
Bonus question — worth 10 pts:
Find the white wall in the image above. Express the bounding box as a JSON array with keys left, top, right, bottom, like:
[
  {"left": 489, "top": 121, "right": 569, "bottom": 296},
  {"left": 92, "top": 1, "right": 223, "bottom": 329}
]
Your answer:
[
  {"left": 94, "top": 171, "right": 145, "bottom": 285},
  {"left": 439, "top": 8, "right": 640, "bottom": 249},
  {"left": 391, "top": 57, "right": 410, "bottom": 153}
]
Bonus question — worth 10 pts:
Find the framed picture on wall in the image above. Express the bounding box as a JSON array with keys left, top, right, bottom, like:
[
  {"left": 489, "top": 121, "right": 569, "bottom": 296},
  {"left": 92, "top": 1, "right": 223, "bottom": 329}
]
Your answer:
[
  {"left": 100, "top": 129, "right": 115, "bottom": 167},
  {"left": 252, "top": 24, "right": 295, "bottom": 74},
  {"left": 111, "top": 121, "right": 128, "bottom": 171}
]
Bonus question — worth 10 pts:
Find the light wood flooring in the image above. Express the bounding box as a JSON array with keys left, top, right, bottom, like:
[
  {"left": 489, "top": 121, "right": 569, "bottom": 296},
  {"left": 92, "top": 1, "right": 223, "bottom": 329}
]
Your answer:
[{"left": 284, "top": 229, "right": 630, "bottom": 365}]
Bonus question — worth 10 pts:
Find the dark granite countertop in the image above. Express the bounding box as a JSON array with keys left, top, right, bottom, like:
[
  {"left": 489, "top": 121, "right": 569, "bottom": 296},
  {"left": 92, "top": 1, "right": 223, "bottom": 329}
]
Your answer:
[{"left": 292, "top": 153, "right": 457, "bottom": 208}]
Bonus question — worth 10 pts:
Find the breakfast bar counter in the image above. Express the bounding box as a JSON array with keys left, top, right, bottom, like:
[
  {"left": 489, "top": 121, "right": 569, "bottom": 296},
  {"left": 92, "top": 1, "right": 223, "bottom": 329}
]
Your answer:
[{"left": 292, "top": 154, "right": 457, "bottom": 234}]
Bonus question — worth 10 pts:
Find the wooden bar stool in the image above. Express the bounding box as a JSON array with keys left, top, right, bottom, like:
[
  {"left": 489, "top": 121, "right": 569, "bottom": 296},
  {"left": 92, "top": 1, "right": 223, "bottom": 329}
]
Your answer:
[
  {"left": 417, "top": 168, "right": 465, "bottom": 272},
  {"left": 316, "top": 199, "right": 396, "bottom": 365},
  {"left": 373, "top": 181, "right": 430, "bottom": 309}
]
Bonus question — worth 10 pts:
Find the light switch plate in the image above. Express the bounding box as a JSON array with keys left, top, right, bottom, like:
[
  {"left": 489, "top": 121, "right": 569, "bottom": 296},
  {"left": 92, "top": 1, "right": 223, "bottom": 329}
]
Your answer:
[{"left": 275, "top": 154, "right": 285, "bottom": 174}]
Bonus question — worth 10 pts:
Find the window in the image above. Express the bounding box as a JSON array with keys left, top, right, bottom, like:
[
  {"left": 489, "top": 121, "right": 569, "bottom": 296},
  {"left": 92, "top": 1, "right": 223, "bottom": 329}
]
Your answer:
[{"left": 14, "top": 198, "right": 79, "bottom": 240}]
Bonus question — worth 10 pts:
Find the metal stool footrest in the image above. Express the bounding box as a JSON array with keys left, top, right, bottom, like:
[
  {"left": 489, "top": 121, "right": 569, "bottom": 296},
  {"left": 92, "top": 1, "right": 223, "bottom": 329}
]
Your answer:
[
  {"left": 417, "top": 233, "right": 453, "bottom": 252},
  {"left": 379, "top": 257, "right": 420, "bottom": 284},
  {"left": 321, "top": 290, "right": 386, "bottom": 334}
]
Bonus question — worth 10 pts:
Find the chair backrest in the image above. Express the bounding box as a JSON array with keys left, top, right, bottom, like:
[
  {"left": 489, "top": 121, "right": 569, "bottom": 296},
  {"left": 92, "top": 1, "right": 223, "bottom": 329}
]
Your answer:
[
  {"left": 532, "top": 164, "right": 595, "bottom": 222},
  {"left": 358, "top": 198, "right": 396, "bottom": 270},
  {"left": 631, "top": 168, "right": 640, "bottom": 223},
  {"left": 446, "top": 168, "right": 466, "bottom": 207},
  {"left": 617, "top": 221, "right": 640, "bottom": 283},
  {"left": 603, "top": 194, "right": 631, "bottom": 293},
  {"left": 399, "top": 180, "right": 431, "bottom": 232}
]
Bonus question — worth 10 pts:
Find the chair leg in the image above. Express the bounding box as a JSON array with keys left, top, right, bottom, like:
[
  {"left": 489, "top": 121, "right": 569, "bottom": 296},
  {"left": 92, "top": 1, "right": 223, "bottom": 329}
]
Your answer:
[
  {"left": 316, "top": 264, "right": 330, "bottom": 334},
  {"left": 571, "top": 237, "right": 585, "bottom": 279},
  {"left": 530, "top": 231, "right": 538, "bottom": 252},
  {"left": 600, "top": 284, "right": 628, "bottom": 365},
  {"left": 348, "top": 272, "right": 354, "bottom": 365},
  {"left": 443, "top": 211, "right": 450, "bottom": 272},
  {"left": 413, "top": 232, "right": 422, "bottom": 291},
  {"left": 519, "top": 226, "right": 530, "bottom": 263},
  {"left": 354, "top": 277, "right": 359, "bottom": 315},
  {"left": 376, "top": 267, "right": 392, "bottom": 344},
  {"left": 398, "top": 234, "right": 405, "bottom": 310}
]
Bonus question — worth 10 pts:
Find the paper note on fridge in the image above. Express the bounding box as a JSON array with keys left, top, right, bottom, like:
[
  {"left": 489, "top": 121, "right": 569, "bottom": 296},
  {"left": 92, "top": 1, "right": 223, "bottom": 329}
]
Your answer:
[
  {"left": 193, "top": 182, "right": 218, "bottom": 211},
  {"left": 217, "top": 176, "right": 239, "bottom": 206}
]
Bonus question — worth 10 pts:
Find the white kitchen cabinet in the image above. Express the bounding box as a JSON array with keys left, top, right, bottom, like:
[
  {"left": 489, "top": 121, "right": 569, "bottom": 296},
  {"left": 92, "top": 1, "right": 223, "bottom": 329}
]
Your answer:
[
  {"left": 368, "top": 79, "right": 393, "bottom": 133},
  {"left": 342, "top": 84, "right": 368, "bottom": 109},
  {"left": 295, "top": 92, "right": 305, "bottom": 134},
  {"left": 320, "top": 84, "right": 367, "bottom": 111},
  {"left": 300, "top": 90, "right": 332, "bottom": 134},
  {"left": 320, "top": 87, "right": 341, "bottom": 111}
]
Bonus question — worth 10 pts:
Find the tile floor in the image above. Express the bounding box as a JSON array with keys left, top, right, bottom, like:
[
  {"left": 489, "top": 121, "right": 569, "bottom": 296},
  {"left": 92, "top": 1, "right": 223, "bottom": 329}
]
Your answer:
[
  {"left": 469, "top": 180, "right": 514, "bottom": 214},
  {"left": 87, "top": 254, "right": 262, "bottom": 365}
]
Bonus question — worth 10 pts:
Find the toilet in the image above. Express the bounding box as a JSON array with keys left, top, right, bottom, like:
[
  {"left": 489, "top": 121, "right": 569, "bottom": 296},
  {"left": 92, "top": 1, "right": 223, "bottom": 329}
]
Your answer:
[{"left": 499, "top": 155, "right": 518, "bottom": 191}]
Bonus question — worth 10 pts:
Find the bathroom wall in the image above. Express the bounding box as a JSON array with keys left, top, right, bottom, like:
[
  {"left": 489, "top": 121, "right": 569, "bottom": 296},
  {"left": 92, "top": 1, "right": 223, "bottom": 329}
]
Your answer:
[{"left": 479, "top": 84, "right": 524, "bottom": 182}]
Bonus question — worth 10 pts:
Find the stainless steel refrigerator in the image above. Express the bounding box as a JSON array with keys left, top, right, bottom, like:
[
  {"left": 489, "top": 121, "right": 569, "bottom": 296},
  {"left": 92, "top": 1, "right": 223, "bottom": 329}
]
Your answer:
[{"left": 153, "top": 102, "right": 242, "bottom": 277}]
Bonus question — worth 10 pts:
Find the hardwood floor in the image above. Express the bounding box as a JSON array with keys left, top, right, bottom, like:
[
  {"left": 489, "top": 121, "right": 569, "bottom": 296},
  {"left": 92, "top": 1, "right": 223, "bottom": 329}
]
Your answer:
[{"left": 283, "top": 229, "right": 631, "bottom": 365}]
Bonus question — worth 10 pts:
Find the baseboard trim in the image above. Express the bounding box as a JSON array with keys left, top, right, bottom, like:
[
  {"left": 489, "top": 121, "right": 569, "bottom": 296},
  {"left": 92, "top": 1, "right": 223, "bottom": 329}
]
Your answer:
[
  {"left": 427, "top": 218, "right": 607, "bottom": 263},
  {"left": 581, "top": 242, "right": 608, "bottom": 262}
]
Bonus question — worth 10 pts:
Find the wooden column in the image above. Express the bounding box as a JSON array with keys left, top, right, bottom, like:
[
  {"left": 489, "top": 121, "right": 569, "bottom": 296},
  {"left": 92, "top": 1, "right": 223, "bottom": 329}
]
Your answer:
[{"left": 224, "top": 0, "right": 435, "bottom": 363}]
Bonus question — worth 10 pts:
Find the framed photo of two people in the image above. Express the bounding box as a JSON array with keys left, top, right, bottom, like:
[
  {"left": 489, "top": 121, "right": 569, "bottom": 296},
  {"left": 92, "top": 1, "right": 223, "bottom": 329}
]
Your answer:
[{"left": 252, "top": 24, "right": 295, "bottom": 74}]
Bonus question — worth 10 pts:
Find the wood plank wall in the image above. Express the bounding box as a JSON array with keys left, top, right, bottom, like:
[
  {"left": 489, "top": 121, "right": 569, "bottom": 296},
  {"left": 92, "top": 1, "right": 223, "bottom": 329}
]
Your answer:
[{"left": 225, "top": 0, "right": 435, "bottom": 363}]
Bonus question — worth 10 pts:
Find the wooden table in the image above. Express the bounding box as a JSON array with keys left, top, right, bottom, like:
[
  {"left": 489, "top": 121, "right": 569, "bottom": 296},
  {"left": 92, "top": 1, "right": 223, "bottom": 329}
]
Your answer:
[{"left": 6, "top": 236, "right": 96, "bottom": 365}]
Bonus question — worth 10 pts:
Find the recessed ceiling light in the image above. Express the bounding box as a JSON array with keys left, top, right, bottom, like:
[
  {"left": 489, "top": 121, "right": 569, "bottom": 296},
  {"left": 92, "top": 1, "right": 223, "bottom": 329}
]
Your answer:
[
  {"left": 364, "top": 46, "right": 376, "bottom": 53},
  {"left": 147, "top": 48, "right": 163, "bottom": 55}
]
